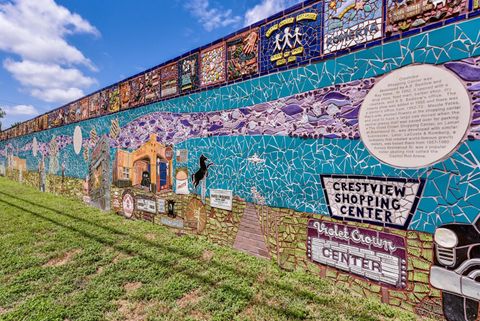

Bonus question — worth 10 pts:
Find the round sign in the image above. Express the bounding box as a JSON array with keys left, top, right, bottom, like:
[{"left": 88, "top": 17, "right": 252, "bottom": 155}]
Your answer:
[
  {"left": 73, "top": 126, "right": 83, "bottom": 155},
  {"left": 122, "top": 191, "right": 135, "bottom": 218},
  {"left": 359, "top": 64, "right": 471, "bottom": 168},
  {"left": 32, "top": 137, "right": 38, "bottom": 157},
  {"left": 164, "top": 146, "right": 173, "bottom": 161}
]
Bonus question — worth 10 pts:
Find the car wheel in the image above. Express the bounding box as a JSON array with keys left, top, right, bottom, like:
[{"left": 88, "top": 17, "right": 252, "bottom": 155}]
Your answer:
[{"left": 442, "top": 292, "right": 478, "bottom": 321}]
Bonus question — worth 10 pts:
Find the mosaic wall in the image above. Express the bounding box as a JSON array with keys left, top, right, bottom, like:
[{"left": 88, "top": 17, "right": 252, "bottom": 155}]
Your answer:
[{"left": 1, "top": 1, "right": 480, "bottom": 320}]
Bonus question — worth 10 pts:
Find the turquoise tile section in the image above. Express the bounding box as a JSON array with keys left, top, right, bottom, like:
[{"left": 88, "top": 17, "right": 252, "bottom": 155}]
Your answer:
[{"left": 176, "top": 136, "right": 480, "bottom": 234}]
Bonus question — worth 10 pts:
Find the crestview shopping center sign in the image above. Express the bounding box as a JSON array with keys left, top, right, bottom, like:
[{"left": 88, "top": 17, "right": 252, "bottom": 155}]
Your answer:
[
  {"left": 307, "top": 220, "right": 407, "bottom": 288},
  {"left": 321, "top": 175, "right": 425, "bottom": 229}
]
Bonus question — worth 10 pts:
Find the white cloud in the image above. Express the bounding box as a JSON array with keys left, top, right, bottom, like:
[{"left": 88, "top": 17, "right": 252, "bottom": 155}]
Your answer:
[
  {"left": 244, "top": 0, "right": 302, "bottom": 26},
  {"left": 2, "top": 104, "right": 39, "bottom": 116},
  {"left": 185, "top": 0, "right": 241, "bottom": 31},
  {"left": 30, "top": 88, "right": 85, "bottom": 103},
  {"left": 0, "top": 0, "right": 99, "bottom": 104},
  {"left": 3, "top": 59, "right": 96, "bottom": 89}
]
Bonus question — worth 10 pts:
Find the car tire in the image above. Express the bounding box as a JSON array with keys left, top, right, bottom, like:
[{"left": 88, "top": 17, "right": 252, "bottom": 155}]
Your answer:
[{"left": 442, "top": 292, "right": 478, "bottom": 321}]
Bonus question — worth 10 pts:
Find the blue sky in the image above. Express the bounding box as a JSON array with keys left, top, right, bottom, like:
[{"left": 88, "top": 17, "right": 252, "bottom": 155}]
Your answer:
[{"left": 0, "top": 0, "right": 302, "bottom": 129}]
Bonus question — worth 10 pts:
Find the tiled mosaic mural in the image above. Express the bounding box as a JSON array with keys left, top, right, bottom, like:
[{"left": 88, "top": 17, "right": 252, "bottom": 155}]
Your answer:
[{"left": 1, "top": 1, "right": 480, "bottom": 320}]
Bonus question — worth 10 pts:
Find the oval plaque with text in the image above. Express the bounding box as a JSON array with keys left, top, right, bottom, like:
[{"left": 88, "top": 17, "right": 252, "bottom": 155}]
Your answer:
[
  {"left": 359, "top": 65, "right": 471, "bottom": 168},
  {"left": 73, "top": 126, "right": 83, "bottom": 155}
]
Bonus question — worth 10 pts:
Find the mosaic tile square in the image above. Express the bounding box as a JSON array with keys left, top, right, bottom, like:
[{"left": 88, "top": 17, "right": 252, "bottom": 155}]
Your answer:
[
  {"left": 145, "top": 68, "right": 161, "bottom": 103},
  {"left": 200, "top": 43, "right": 226, "bottom": 87},
  {"left": 80, "top": 98, "right": 89, "bottom": 121},
  {"left": 259, "top": 3, "right": 322, "bottom": 73},
  {"left": 179, "top": 54, "right": 199, "bottom": 93},
  {"left": 128, "top": 74, "right": 145, "bottom": 108},
  {"left": 323, "top": 0, "right": 383, "bottom": 54},
  {"left": 47, "top": 107, "right": 66, "bottom": 128},
  {"left": 386, "top": 0, "right": 468, "bottom": 35},
  {"left": 89, "top": 93, "right": 101, "bottom": 118},
  {"left": 67, "top": 102, "right": 81, "bottom": 123},
  {"left": 107, "top": 85, "right": 120, "bottom": 113},
  {"left": 99, "top": 89, "right": 110, "bottom": 116},
  {"left": 226, "top": 29, "right": 259, "bottom": 81},
  {"left": 119, "top": 81, "right": 131, "bottom": 110},
  {"left": 161, "top": 63, "right": 178, "bottom": 98}
]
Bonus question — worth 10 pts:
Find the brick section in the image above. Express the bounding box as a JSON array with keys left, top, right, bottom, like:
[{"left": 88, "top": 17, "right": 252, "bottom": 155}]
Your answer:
[
  {"left": 233, "top": 203, "right": 270, "bottom": 259},
  {"left": 6, "top": 169, "right": 83, "bottom": 199},
  {"left": 255, "top": 205, "right": 444, "bottom": 320}
]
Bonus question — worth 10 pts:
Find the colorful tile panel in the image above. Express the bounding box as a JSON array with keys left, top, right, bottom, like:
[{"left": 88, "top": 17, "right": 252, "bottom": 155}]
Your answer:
[
  {"left": 80, "top": 98, "right": 89, "bottom": 120},
  {"left": 200, "top": 43, "right": 226, "bottom": 87},
  {"left": 259, "top": 3, "right": 322, "bottom": 73},
  {"left": 323, "top": 0, "right": 382, "bottom": 53},
  {"left": 120, "top": 81, "right": 131, "bottom": 110},
  {"left": 178, "top": 54, "right": 199, "bottom": 93},
  {"left": 226, "top": 29, "right": 259, "bottom": 81},
  {"left": 145, "top": 68, "right": 161, "bottom": 103},
  {"left": 129, "top": 74, "right": 145, "bottom": 108},
  {"left": 386, "top": 0, "right": 468, "bottom": 35},
  {"left": 161, "top": 63, "right": 178, "bottom": 98},
  {"left": 89, "top": 93, "right": 100, "bottom": 118},
  {"left": 108, "top": 85, "right": 120, "bottom": 113}
]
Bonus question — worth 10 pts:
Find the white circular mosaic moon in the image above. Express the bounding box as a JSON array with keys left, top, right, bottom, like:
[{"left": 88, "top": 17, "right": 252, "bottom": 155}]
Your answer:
[
  {"left": 73, "top": 126, "right": 83, "bottom": 155},
  {"left": 359, "top": 64, "right": 471, "bottom": 169},
  {"left": 32, "top": 137, "right": 38, "bottom": 157}
]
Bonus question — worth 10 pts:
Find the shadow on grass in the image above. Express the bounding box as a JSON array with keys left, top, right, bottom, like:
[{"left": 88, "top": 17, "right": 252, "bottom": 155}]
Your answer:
[{"left": 0, "top": 190, "right": 334, "bottom": 319}]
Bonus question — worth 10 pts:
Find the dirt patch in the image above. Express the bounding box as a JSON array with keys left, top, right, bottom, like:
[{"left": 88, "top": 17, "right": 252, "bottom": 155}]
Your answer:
[
  {"left": 256, "top": 272, "right": 266, "bottom": 284},
  {"left": 145, "top": 233, "right": 156, "bottom": 240},
  {"left": 189, "top": 309, "right": 211, "bottom": 321},
  {"left": 43, "top": 249, "right": 81, "bottom": 267},
  {"left": 124, "top": 282, "right": 142, "bottom": 294},
  {"left": 115, "top": 299, "right": 158, "bottom": 321},
  {"left": 241, "top": 305, "right": 256, "bottom": 318},
  {"left": 177, "top": 288, "right": 202, "bottom": 308},
  {"left": 201, "top": 250, "right": 214, "bottom": 262},
  {"left": 95, "top": 265, "right": 104, "bottom": 275},
  {"left": 112, "top": 252, "right": 132, "bottom": 264}
]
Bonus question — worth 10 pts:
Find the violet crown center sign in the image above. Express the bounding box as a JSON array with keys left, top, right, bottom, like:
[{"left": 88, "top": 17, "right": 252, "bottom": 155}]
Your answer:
[{"left": 307, "top": 219, "right": 408, "bottom": 288}]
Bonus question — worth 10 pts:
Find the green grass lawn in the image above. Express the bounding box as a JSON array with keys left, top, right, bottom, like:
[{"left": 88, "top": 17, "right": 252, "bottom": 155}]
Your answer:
[{"left": 0, "top": 177, "right": 427, "bottom": 321}]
